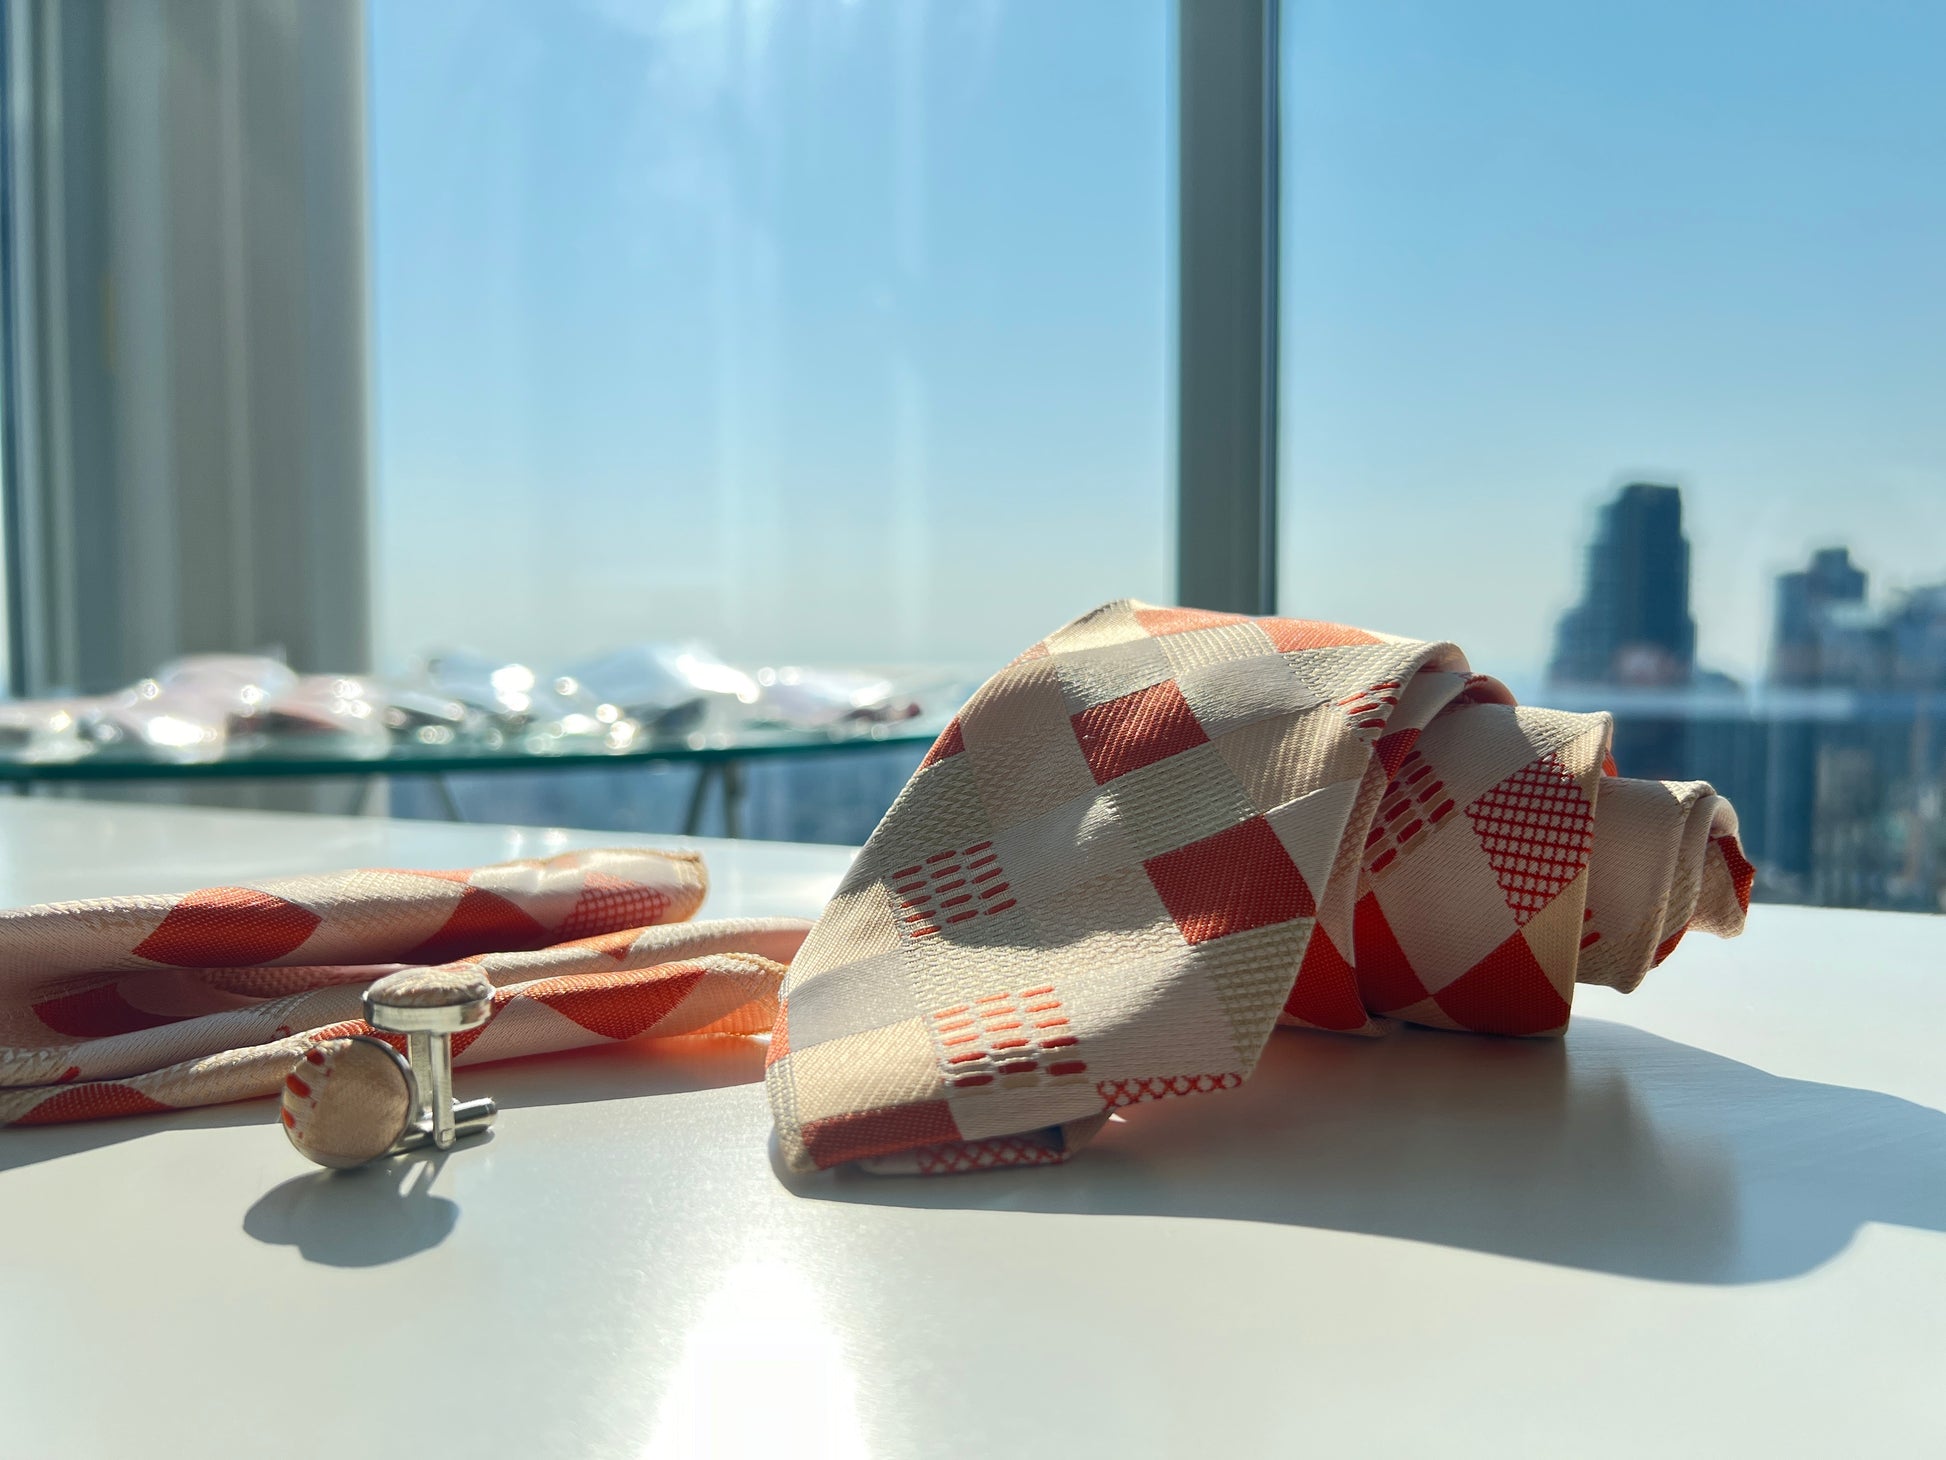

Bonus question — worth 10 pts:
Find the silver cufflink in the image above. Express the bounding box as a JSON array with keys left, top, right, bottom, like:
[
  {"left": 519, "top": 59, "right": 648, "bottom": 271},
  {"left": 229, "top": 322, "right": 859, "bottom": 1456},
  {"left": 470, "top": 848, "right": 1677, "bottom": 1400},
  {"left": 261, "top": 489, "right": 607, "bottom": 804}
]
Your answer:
[{"left": 281, "top": 969, "right": 497, "bottom": 1169}]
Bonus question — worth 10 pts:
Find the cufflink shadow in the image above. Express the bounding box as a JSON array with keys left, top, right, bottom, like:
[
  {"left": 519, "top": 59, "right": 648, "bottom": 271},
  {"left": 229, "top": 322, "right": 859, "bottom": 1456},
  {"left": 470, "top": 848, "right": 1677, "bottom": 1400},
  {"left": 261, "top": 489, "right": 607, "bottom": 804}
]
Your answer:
[
  {"left": 788, "top": 1019, "right": 1946, "bottom": 1286},
  {"left": 244, "top": 1146, "right": 467, "bottom": 1266},
  {"left": 237, "top": 1038, "right": 765, "bottom": 1268}
]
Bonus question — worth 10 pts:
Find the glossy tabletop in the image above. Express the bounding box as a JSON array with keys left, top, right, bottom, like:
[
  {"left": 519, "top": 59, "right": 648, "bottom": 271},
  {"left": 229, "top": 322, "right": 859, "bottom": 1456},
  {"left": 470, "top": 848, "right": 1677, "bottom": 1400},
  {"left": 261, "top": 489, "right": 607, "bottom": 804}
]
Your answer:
[{"left": 1, "top": 799, "right": 1940, "bottom": 1458}]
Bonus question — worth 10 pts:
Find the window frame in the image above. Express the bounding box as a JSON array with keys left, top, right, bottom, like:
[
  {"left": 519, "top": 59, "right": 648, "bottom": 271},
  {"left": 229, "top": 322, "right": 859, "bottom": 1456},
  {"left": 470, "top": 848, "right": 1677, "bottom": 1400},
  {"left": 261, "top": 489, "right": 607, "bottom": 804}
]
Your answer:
[{"left": 1175, "top": 0, "right": 1280, "bottom": 616}]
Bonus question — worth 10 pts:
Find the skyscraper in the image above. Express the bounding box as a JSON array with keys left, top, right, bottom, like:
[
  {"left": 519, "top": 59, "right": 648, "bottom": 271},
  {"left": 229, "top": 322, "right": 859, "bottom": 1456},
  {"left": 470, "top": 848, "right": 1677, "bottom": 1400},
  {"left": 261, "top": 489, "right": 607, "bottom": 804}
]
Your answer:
[
  {"left": 1548, "top": 482, "right": 1697, "bottom": 687},
  {"left": 1764, "top": 548, "right": 1946, "bottom": 905},
  {"left": 1770, "top": 547, "right": 1871, "bottom": 686}
]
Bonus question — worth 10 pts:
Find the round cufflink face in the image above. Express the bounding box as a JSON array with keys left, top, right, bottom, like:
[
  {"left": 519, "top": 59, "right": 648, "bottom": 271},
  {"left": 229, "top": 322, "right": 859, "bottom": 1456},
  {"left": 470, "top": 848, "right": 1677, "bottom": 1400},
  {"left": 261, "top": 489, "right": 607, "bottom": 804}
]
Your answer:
[
  {"left": 281, "top": 1036, "right": 416, "bottom": 1169},
  {"left": 363, "top": 967, "right": 494, "bottom": 1033}
]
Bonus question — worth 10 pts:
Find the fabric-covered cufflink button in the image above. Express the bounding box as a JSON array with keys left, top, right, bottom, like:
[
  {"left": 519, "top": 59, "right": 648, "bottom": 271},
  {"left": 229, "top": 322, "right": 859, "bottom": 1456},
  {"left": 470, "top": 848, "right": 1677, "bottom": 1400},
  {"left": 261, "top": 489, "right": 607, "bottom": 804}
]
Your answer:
[
  {"left": 281, "top": 966, "right": 498, "bottom": 1168},
  {"left": 282, "top": 1035, "right": 421, "bottom": 1168}
]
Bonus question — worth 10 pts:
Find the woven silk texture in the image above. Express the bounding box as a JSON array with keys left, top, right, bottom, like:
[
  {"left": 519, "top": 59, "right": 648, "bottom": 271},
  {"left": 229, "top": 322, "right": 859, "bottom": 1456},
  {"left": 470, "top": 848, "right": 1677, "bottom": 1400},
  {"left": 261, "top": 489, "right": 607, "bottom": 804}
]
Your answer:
[
  {"left": 0, "top": 848, "right": 807, "bottom": 1124},
  {"left": 767, "top": 601, "right": 1754, "bottom": 1176}
]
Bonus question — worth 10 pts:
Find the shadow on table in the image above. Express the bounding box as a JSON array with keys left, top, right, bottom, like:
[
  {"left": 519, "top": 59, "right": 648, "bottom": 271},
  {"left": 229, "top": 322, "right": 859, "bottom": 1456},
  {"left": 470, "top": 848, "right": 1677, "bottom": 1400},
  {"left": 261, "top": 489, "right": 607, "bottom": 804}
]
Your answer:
[
  {"left": 239, "top": 1037, "right": 767, "bottom": 1267},
  {"left": 482, "top": 1032, "right": 768, "bottom": 1111},
  {"left": 787, "top": 1019, "right": 1946, "bottom": 1286},
  {"left": 245, "top": 1146, "right": 463, "bottom": 1266},
  {"left": 0, "top": 1099, "right": 267, "bottom": 1173},
  {"left": 0, "top": 1034, "right": 767, "bottom": 1178}
]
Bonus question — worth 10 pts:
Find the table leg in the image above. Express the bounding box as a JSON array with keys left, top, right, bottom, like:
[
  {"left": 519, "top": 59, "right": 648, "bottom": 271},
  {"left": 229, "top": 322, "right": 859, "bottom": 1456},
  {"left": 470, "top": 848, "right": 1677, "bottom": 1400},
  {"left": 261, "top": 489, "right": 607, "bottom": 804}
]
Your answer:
[
  {"left": 722, "top": 758, "right": 745, "bottom": 839},
  {"left": 683, "top": 763, "right": 719, "bottom": 837},
  {"left": 431, "top": 775, "right": 465, "bottom": 822}
]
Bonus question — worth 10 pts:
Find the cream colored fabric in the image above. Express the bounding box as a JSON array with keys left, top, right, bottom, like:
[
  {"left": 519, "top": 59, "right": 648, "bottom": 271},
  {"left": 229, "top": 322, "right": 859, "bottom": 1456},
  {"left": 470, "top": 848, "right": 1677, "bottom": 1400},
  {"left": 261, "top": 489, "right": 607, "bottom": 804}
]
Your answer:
[
  {"left": 280, "top": 1036, "right": 414, "bottom": 1168},
  {"left": 0, "top": 849, "right": 806, "bottom": 1125},
  {"left": 365, "top": 967, "right": 493, "bottom": 1008},
  {"left": 765, "top": 602, "right": 1753, "bottom": 1175}
]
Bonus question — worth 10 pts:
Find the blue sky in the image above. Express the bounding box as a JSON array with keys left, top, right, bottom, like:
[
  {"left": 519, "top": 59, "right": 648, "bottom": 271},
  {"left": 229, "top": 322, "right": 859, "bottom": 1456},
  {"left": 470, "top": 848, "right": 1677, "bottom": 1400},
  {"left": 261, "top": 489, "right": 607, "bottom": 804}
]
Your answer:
[
  {"left": 368, "top": 0, "right": 1171, "bottom": 674},
  {"left": 1279, "top": 0, "right": 1946, "bottom": 683},
  {"left": 370, "top": 0, "right": 1942, "bottom": 685}
]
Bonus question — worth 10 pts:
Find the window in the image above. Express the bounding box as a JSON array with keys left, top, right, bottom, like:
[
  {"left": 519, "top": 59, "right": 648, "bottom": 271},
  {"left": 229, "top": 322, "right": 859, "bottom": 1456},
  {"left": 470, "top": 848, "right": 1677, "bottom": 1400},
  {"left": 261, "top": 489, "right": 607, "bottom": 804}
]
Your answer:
[
  {"left": 368, "top": 0, "right": 1173, "bottom": 675},
  {"left": 0, "top": 0, "right": 1173, "bottom": 843},
  {"left": 3, "top": 0, "right": 1938, "bottom": 892},
  {"left": 365, "top": 0, "right": 1171, "bottom": 839},
  {"left": 1277, "top": 0, "right": 1946, "bottom": 910}
]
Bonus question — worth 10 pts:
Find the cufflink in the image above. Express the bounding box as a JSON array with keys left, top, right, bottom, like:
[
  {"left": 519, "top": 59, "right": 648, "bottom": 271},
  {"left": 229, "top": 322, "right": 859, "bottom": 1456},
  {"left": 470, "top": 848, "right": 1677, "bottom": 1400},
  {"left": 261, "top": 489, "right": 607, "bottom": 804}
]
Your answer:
[{"left": 280, "top": 968, "right": 497, "bottom": 1168}]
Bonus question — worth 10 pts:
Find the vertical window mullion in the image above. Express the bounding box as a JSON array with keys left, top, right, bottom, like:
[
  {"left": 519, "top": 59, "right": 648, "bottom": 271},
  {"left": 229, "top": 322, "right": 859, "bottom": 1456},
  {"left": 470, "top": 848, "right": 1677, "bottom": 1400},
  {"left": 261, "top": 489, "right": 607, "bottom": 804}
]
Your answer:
[{"left": 1176, "top": 0, "right": 1279, "bottom": 616}]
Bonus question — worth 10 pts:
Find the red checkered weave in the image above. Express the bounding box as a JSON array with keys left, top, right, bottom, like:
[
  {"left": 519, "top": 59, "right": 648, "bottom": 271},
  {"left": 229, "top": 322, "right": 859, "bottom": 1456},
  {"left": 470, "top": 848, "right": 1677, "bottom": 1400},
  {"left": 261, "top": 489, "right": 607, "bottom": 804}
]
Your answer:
[
  {"left": 0, "top": 848, "right": 807, "bottom": 1124},
  {"left": 767, "top": 601, "right": 1753, "bottom": 1174}
]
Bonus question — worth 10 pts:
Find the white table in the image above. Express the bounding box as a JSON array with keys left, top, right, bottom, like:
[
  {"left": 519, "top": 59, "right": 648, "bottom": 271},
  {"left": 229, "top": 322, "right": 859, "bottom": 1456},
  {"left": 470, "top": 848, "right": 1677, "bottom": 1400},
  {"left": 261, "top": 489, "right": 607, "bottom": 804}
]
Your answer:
[{"left": 2, "top": 799, "right": 1941, "bottom": 1459}]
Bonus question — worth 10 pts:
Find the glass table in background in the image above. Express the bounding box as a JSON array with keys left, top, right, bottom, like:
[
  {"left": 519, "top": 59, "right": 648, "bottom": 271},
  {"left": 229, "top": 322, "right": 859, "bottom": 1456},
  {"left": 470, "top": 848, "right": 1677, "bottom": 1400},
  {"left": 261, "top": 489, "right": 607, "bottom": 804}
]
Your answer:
[{"left": 0, "top": 721, "right": 948, "bottom": 838}]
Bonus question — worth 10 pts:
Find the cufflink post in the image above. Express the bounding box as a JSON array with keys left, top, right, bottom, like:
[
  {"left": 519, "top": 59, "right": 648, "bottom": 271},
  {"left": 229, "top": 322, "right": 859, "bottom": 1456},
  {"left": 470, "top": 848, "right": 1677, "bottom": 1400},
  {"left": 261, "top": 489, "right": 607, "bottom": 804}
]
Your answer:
[{"left": 363, "top": 968, "right": 495, "bottom": 1151}]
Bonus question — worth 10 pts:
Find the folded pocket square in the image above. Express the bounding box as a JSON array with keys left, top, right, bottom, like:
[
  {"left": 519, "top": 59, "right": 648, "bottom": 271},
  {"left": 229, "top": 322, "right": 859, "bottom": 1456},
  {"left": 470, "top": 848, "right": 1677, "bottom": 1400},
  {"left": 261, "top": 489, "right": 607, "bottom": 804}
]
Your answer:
[
  {"left": 766, "top": 601, "right": 1752, "bottom": 1175},
  {"left": 0, "top": 847, "right": 804, "bottom": 1123}
]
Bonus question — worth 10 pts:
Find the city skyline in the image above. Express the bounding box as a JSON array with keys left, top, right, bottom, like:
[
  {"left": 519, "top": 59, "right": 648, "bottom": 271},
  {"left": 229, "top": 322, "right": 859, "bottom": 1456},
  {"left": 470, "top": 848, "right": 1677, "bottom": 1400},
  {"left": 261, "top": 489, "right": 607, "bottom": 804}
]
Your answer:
[
  {"left": 1540, "top": 476, "right": 1945, "bottom": 910},
  {"left": 359, "top": 0, "right": 1944, "bottom": 911},
  {"left": 1548, "top": 478, "right": 1946, "bottom": 694},
  {"left": 1276, "top": 0, "right": 1945, "bottom": 688}
]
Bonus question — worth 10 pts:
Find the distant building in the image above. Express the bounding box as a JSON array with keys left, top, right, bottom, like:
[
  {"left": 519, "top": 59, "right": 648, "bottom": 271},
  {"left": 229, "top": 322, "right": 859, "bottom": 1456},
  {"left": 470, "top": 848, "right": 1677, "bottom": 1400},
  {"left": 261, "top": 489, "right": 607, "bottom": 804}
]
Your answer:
[
  {"left": 1545, "top": 491, "right": 1945, "bottom": 912},
  {"left": 1548, "top": 483, "right": 1700, "bottom": 781},
  {"left": 1549, "top": 482, "right": 1697, "bottom": 688},
  {"left": 1887, "top": 584, "right": 1946, "bottom": 690},
  {"left": 1771, "top": 547, "right": 1871, "bottom": 686},
  {"left": 1762, "top": 547, "right": 1946, "bottom": 909}
]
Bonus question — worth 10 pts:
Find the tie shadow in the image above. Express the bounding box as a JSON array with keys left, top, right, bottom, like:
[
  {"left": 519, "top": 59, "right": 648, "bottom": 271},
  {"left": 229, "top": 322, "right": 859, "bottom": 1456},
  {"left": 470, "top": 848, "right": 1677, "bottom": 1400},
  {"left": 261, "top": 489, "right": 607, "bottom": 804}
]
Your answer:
[{"left": 787, "top": 1019, "right": 1946, "bottom": 1285}]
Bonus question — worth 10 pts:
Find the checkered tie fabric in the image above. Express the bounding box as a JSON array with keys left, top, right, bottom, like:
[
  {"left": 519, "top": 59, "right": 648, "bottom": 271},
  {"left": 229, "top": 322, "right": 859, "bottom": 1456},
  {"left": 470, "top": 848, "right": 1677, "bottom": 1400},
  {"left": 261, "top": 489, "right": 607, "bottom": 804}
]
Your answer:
[
  {"left": 0, "top": 848, "right": 805, "bottom": 1124},
  {"left": 767, "top": 601, "right": 1754, "bottom": 1176}
]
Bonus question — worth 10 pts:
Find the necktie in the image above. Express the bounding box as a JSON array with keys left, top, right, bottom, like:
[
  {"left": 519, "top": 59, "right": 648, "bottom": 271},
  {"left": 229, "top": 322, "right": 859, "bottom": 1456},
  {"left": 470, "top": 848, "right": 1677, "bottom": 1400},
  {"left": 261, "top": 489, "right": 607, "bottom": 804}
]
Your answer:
[{"left": 766, "top": 602, "right": 1752, "bottom": 1175}]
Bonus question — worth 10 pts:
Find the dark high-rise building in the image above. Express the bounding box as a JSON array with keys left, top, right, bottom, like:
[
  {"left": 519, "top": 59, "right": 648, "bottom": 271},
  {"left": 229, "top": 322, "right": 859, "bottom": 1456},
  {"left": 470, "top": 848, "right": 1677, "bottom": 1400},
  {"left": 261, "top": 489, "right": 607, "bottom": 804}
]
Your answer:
[
  {"left": 1771, "top": 547, "right": 1869, "bottom": 686},
  {"left": 1548, "top": 482, "right": 1697, "bottom": 688},
  {"left": 1888, "top": 585, "right": 1946, "bottom": 690}
]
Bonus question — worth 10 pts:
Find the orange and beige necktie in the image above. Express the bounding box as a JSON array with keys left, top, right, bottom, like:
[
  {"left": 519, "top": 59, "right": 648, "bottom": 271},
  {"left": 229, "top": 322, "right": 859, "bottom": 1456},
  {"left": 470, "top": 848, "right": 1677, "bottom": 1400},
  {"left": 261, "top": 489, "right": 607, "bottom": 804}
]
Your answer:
[{"left": 766, "top": 601, "right": 1751, "bottom": 1174}]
